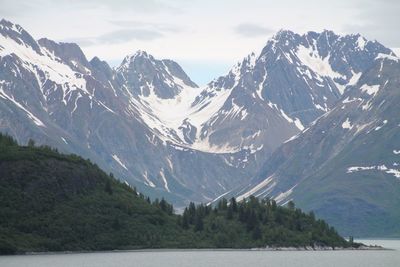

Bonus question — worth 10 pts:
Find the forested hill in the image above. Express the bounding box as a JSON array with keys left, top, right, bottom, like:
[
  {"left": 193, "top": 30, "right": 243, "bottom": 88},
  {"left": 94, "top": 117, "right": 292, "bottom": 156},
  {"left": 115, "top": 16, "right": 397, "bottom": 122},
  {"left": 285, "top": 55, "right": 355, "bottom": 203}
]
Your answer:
[{"left": 0, "top": 134, "right": 352, "bottom": 254}]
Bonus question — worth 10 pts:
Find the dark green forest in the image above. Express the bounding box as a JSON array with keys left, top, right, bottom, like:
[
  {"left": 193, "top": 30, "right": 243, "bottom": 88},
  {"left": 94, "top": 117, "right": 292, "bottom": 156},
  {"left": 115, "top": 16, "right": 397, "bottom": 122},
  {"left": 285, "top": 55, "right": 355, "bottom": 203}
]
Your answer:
[{"left": 0, "top": 133, "right": 353, "bottom": 254}]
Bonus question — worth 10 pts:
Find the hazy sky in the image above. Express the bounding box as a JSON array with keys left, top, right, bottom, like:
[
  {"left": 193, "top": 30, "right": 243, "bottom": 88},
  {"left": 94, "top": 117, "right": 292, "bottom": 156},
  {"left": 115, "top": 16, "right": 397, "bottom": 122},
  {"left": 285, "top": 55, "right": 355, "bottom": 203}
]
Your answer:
[{"left": 1, "top": 0, "right": 399, "bottom": 85}]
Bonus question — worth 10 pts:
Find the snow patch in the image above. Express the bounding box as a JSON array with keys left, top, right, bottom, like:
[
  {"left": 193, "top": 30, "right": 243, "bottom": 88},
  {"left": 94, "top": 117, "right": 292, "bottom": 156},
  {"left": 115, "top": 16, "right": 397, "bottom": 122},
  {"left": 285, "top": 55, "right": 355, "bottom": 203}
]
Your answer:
[
  {"left": 356, "top": 36, "right": 367, "bottom": 50},
  {"left": 0, "top": 88, "right": 46, "bottom": 127},
  {"left": 293, "top": 118, "right": 305, "bottom": 131},
  {"left": 348, "top": 71, "right": 362, "bottom": 87},
  {"left": 342, "top": 118, "right": 353, "bottom": 130},
  {"left": 284, "top": 134, "right": 300, "bottom": 144},
  {"left": 142, "top": 171, "right": 156, "bottom": 188},
  {"left": 256, "top": 72, "right": 267, "bottom": 100},
  {"left": 296, "top": 45, "right": 345, "bottom": 92},
  {"left": 375, "top": 120, "right": 387, "bottom": 131},
  {"left": 376, "top": 53, "right": 400, "bottom": 62},
  {"left": 131, "top": 78, "right": 236, "bottom": 153},
  {"left": 236, "top": 175, "right": 276, "bottom": 202},
  {"left": 274, "top": 184, "right": 297, "bottom": 205},
  {"left": 360, "top": 84, "right": 380, "bottom": 96},
  {"left": 112, "top": 154, "right": 128, "bottom": 170},
  {"left": 272, "top": 103, "right": 304, "bottom": 131},
  {"left": 347, "top": 165, "right": 400, "bottom": 179},
  {"left": 208, "top": 190, "right": 232, "bottom": 206},
  {"left": 0, "top": 34, "right": 88, "bottom": 102},
  {"left": 159, "top": 169, "right": 170, "bottom": 192},
  {"left": 342, "top": 97, "right": 361, "bottom": 104}
]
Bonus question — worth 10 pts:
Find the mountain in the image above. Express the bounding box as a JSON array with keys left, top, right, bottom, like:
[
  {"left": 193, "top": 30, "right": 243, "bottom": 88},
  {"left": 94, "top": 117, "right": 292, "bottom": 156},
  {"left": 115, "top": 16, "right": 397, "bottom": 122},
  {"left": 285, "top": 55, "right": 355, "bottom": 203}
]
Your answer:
[
  {"left": 228, "top": 54, "right": 400, "bottom": 237},
  {"left": 191, "top": 30, "right": 393, "bottom": 154},
  {"left": 0, "top": 133, "right": 182, "bottom": 253},
  {"left": 0, "top": 19, "right": 262, "bottom": 207},
  {"left": 0, "top": 16, "right": 398, "bottom": 236},
  {"left": 0, "top": 133, "right": 350, "bottom": 254}
]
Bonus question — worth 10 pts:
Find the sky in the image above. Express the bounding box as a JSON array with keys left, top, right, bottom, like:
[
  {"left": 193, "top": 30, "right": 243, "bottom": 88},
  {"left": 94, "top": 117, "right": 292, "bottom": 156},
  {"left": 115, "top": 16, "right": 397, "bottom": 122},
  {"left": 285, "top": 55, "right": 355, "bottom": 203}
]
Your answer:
[{"left": 1, "top": 0, "right": 399, "bottom": 85}]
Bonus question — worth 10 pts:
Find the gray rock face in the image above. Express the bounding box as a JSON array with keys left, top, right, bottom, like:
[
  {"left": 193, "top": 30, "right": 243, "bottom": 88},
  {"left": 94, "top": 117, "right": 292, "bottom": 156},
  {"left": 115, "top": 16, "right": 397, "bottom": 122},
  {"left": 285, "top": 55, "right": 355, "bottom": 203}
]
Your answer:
[
  {"left": 228, "top": 55, "right": 400, "bottom": 236},
  {"left": 0, "top": 19, "right": 41, "bottom": 54},
  {"left": 190, "top": 30, "right": 393, "bottom": 158},
  {"left": 38, "top": 38, "right": 91, "bottom": 73},
  {"left": 1, "top": 17, "right": 398, "bottom": 231},
  {"left": 0, "top": 20, "right": 260, "bottom": 207},
  {"left": 116, "top": 51, "right": 198, "bottom": 99}
]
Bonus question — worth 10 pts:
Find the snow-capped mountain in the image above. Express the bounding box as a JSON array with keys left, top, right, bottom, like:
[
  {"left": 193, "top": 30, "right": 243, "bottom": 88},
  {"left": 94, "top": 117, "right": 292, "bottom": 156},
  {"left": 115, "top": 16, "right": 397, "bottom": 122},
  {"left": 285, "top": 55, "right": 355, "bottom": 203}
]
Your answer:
[
  {"left": 116, "top": 29, "right": 393, "bottom": 158},
  {"left": 0, "top": 19, "right": 261, "bottom": 207},
  {"left": 193, "top": 30, "right": 394, "bottom": 153},
  {"left": 226, "top": 53, "right": 400, "bottom": 236},
  {"left": 1, "top": 17, "right": 398, "bottom": 227}
]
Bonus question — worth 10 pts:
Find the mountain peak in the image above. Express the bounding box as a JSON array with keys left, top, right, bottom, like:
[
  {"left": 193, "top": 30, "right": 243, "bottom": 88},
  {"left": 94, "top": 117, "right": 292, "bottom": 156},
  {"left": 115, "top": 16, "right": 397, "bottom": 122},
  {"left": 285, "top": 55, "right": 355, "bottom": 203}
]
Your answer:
[
  {"left": 0, "top": 18, "right": 23, "bottom": 34},
  {"left": 264, "top": 29, "right": 301, "bottom": 53},
  {"left": 0, "top": 18, "right": 41, "bottom": 54},
  {"left": 38, "top": 38, "right": 90, "bottom": 70},
  {"left": 116, "top": 49, "right": 197, "bottom": 99},
  {"left": 321, "top": 29, "right": 337, "bottom": 36},
  {"left": 125, "top": 50, "right": 153, "bottom": 62},
  {"left": 118, "top": 50, "right": 157, "bottom": 72},
  {"left": 273, "top": 29, "right": 296, "bottom": 40},
  {"left": 133, "top": 49, "right": 151, "bottom": 58}
]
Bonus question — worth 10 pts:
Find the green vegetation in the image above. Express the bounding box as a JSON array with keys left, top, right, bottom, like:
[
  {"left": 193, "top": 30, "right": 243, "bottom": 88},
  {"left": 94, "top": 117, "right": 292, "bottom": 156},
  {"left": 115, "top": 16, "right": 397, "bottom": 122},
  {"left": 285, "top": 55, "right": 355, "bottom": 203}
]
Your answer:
[
  {"left": 0, "top": 133, "right": 351, "bottom": 254},
  {"left": 178, "top": 198, "right": 348, "bottom": 249}
]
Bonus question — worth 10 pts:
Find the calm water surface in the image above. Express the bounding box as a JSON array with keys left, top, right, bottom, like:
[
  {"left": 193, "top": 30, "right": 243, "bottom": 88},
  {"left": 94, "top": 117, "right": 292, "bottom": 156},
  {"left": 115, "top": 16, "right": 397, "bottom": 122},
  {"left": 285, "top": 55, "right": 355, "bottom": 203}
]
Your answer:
[{"left": 0, "top": 239, "right": 399, "bottom": 267}]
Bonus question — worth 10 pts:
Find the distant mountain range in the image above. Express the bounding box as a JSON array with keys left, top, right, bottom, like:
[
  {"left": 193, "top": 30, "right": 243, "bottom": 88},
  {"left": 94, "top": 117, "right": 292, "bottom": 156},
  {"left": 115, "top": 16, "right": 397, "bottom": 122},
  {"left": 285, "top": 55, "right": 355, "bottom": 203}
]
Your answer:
[{"left": 1, "top": 18, "right": 399, "bottom": 236}]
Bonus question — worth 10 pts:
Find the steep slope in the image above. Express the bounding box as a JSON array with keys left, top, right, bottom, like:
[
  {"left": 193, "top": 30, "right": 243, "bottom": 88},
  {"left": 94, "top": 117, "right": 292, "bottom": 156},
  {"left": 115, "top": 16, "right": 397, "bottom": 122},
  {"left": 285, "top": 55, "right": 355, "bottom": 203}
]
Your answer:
[
  {"left": 0, "top": 19, "right": 260, "bottom": 207},
  {"left": 1, "top": 18, "right": 397, "bottom": 211},
  {"left": 0, "top": 134, "right": 183, "bottom": 253},
  {"left": 118, "top": 29, "right": 394, "bottom": 178},
  {"left": 192, "top": 30, "right": 393, "bottom": 155},
  {"left": 230, "top": 54, "right": 400, "bottom": 237},
  {"left": 0, "top": 134, "right": 350, "bottom": 254}
]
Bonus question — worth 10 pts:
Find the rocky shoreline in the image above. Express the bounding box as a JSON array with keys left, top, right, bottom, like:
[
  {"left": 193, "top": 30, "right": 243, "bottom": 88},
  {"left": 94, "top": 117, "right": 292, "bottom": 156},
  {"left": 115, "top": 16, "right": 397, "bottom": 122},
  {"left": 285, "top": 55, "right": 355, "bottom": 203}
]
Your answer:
[
  {"left": 254, "top": 245, "right": 388, "bottom": 251},
  {"left": 14, "top": 245, "right": 389, "bottom": 256}
]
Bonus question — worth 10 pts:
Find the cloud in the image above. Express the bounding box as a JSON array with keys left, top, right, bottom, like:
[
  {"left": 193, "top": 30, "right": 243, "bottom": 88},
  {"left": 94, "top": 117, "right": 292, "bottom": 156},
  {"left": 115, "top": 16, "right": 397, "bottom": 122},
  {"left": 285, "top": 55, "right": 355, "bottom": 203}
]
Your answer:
[
  {"left": 65, "top": 19, "right": 185, "bottom": 47},
  {"left": 77, "top": 0, "right": 182, "bottom": 13},
  {"left": 0, "top": 0, "right": 182, "bottom": 16},
  {"left": 343, "top": 0, "right": 400, "bottom": 47},
  {"left": 234, "top": 23, "right": 275, "bottom": 38},
  {"left": 66, "top": 38, "right": 97, "bottom": 47},
  {"left": 108, "top": 20, "right": 182, "bottom": 33},
  {"left": 0, "top": 0, "right": 32, "bottom": 16},
  {"left": 66, "top": 28, "right": 164, "bottom": 47},
  {"left": 98, "top": 29, "right": 163, "bottom": 42}
]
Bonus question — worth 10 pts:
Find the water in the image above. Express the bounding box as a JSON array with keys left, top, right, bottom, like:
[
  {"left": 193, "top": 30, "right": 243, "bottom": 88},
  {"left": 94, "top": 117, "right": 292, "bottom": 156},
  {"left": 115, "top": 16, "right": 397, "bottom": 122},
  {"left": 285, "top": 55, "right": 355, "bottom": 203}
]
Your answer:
[{"left": 0, "top": 240, "right": 399, "bottom": 267}]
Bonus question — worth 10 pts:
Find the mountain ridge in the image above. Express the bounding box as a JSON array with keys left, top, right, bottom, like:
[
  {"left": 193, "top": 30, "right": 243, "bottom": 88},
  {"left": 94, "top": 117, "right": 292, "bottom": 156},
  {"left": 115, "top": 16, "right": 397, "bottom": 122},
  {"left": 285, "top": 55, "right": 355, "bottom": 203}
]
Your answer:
[
  {"left": 0, "top": 18, "right": 262, "bottom": 207},
  {"left": 1, "top": 18, "right": 399, "bottom": 236},
  {"left": 225, "top": 53, "right": 400, "bottom": 236}
]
